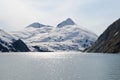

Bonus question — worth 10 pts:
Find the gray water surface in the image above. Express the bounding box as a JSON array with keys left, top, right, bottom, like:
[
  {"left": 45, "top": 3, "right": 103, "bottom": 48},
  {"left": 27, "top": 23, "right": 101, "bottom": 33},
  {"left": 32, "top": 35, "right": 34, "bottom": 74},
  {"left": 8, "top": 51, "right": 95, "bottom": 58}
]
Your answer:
[{"left": 0, "top": 52, "right": 120, "bottom": 80}]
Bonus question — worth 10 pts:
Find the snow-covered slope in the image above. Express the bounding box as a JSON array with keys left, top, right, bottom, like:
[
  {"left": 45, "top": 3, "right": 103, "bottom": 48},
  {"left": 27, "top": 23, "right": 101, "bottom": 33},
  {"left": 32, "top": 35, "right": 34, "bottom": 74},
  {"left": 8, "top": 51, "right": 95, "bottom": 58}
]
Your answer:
[
  {"left": 12, "top": 23, "right": 53, "bottom": 40},
  {"left": 0, "top": 29, "right": 15, "bottom": 43},
  {"left": 11, "top": 18, "right": 98, "bottom": 52},
  {"left": 0, "top": 29, "right": 16, "bottom": 52},
  {"left": 0, "top": 29, "right": 30, "bottom": 52}
]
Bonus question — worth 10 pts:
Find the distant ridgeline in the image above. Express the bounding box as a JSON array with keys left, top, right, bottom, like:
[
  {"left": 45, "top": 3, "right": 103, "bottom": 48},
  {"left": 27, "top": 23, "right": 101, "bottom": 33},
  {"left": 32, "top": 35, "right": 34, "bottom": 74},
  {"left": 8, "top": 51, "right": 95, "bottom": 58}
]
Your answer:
[
  {"left": 87, "top": 18, "right": 120, "bottom": 53},
  {"left": 0, "top": 18, "right": 97, "bottom": 52}
]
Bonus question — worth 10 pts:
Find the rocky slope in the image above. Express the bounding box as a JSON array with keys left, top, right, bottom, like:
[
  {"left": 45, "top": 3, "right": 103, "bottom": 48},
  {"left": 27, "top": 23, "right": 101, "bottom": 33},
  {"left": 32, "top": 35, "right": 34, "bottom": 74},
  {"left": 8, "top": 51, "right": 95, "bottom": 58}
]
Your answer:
[
  {"left": 0, "top": 29, "right": 30, "bottom": 52},
  {"left": 87, "top": 18, "right": 120, "bottom": 53}
]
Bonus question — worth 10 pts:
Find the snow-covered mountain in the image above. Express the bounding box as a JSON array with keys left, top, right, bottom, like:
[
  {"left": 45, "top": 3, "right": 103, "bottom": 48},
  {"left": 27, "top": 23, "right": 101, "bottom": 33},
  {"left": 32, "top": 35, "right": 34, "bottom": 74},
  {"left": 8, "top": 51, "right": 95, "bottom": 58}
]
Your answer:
[
  {"left": 0, "top": 29, "right": 30, "bottom": 52},
  {"left": 12, "top": 23, "right": 53, "bottom": 40},
  {"left": 11, "top": 18, "right": 98, "bottom": 52}
]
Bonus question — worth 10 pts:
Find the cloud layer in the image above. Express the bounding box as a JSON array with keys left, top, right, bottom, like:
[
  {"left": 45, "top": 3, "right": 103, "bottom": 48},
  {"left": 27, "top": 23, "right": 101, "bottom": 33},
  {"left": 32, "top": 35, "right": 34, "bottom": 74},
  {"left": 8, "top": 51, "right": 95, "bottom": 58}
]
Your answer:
[{"left": 0, "top": 0, "right": 120, "bottom": 35}]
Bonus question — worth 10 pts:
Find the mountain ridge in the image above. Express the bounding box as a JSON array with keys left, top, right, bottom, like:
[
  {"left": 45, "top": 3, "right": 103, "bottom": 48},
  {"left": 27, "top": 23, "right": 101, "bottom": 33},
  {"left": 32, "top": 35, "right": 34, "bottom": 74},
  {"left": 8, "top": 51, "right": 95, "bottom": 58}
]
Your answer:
[
  {"left": 27, "top": 22, "right": 52, "bottom": 28},
  {"left": 11, "top": 18, "right": 98, "bottom": 52},
  {"left": 0, "top": 29, "right": 30, "bottom": 52},
  {"left": 57, "top": 18, "right": 76, "bottom": 28}
]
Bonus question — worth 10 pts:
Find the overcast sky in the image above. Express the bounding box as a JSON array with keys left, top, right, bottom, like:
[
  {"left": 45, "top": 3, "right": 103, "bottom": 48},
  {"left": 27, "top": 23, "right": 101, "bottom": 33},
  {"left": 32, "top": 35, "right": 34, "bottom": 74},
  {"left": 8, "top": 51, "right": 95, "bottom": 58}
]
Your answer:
[{"left": 0, "top": 0, "right": 120, "bottom": 35}]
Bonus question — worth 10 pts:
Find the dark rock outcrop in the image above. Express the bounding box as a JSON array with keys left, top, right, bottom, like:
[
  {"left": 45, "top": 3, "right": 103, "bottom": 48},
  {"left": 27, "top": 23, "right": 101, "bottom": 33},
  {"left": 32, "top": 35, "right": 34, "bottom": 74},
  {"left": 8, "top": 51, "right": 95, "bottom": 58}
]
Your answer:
[
  {"left": 12, "top": 39, "right": 30, "bottom": 52},
  {"left": 0, "top": 44, "right": 9, "bottom": 52},
  {"left": 0, "top": 39, "right": 30, "bottom": 52},
  {"left": 57, "top": 18, "right": 76, "bottom": 28},
  {"left": 0, "top": 39, "right": 16, "bottom": 52},
  {"left": 87, "top": 18, "right": 120, "bottom": 53},
  {"left": 33, "top": 46, "right": 52, "bottom": 52},
  {"left": 0, "top": 29, "right": 29, "bottom": 52}
]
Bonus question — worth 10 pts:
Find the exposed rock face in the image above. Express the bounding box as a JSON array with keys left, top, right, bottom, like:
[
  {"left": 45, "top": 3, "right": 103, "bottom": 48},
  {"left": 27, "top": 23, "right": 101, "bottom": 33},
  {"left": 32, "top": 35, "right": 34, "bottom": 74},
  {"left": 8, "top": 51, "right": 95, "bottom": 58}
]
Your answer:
[
  {"left": 0, "top": 39, "right": 30, "bottom": 52},
  {"left": 12, "top": 39, "right": 30, "bottom": 52},
  {"left": 27, "top": 22, "right": 52, "bottom": 28},
  {"left": 87, "top": 18, "right": 120, "bottom": 53},
  {"left": 0, "top": 29, "right": 30, "bottom": 52},
  {"left": 33, "top": 46, "right": 52, "bottom": 52},
  {"left": 0, "top": 44, "right": 9, "bottom": 52},
  {"left": 57, "top": 18, "right": 76, "bottom": 28}
]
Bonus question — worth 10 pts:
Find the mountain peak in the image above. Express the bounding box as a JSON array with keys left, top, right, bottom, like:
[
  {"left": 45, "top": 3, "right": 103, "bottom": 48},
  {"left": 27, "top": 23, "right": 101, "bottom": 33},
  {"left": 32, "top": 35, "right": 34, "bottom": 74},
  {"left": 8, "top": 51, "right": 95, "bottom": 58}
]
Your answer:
[
  {"left": 27, "top": 22, "right": 45, "bottom": 28},
  {"left": 66, "top": 18, "right": 74, "bottom": 22},
  {"left": 57, "top": 18, "right": 76, "bottom": 28}
]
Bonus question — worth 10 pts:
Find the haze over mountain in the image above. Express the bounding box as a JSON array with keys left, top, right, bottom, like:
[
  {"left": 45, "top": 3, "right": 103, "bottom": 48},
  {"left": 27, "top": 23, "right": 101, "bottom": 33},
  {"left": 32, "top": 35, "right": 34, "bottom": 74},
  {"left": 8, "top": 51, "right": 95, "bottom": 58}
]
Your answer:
[{"left": 11, "top": 18, "right": 98, "bottom": 52}]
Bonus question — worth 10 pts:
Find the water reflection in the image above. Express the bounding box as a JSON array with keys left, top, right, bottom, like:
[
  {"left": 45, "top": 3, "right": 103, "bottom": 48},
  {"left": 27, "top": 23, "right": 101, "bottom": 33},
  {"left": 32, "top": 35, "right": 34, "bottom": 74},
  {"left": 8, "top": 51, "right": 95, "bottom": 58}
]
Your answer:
[{"left": 0, "top": 53, "right": 120, "bottom": 80}]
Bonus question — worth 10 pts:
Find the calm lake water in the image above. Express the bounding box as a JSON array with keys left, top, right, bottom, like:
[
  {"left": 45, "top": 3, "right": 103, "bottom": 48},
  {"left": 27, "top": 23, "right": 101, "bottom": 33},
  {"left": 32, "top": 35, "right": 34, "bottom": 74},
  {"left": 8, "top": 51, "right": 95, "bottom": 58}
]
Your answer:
[{"left": 0, "top": 52, "right": 120, "bottom": 80}]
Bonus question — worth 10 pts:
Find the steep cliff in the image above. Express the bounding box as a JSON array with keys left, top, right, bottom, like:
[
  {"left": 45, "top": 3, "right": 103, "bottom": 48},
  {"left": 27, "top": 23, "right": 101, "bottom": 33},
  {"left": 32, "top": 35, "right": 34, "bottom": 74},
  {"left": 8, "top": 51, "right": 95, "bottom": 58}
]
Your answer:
[{"left": 87, "top": 18, "right": 120, "bottom": 53}]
